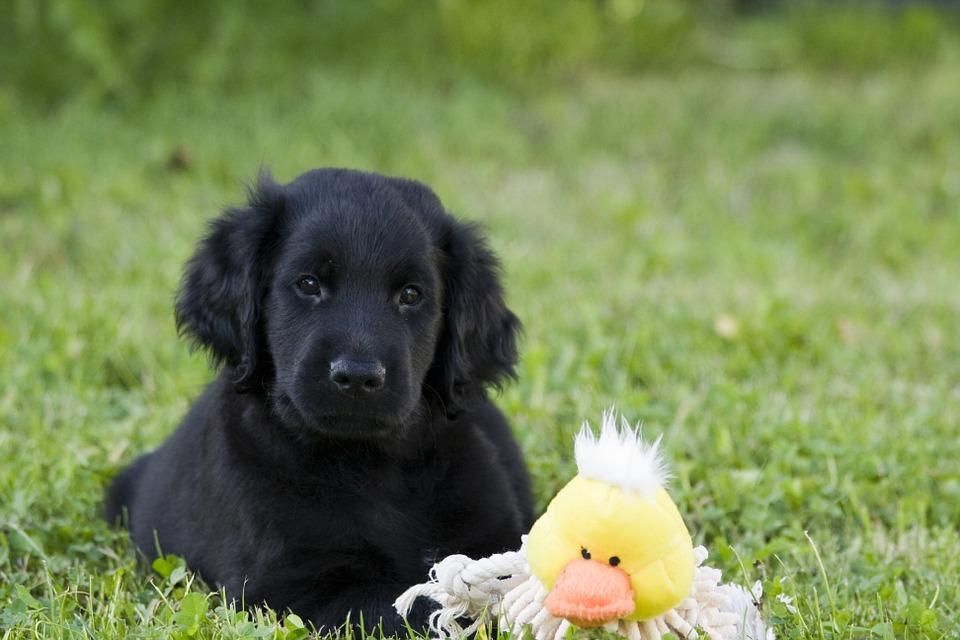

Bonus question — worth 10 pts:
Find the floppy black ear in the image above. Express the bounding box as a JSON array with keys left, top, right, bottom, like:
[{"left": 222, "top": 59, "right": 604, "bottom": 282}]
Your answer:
[
  {"left": 175, "top": 175, "right": 284, "bottom": 392},
  {"left": 431, "top": 220, "right": 521, "bottom": 413}
]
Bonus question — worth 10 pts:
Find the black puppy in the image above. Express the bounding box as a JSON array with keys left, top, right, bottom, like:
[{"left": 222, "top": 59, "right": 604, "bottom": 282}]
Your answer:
[{"left": 106, "top": 168, "right": 533, "bottom": 634}]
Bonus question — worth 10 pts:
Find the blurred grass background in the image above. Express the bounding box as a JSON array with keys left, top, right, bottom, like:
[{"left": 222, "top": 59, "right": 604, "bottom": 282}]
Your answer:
[
  {"left": 3, "top": 0, "right": 960, "bottom": 107},
  {"left": 2, "top": 1, "right": 960, "bottom": 638}
]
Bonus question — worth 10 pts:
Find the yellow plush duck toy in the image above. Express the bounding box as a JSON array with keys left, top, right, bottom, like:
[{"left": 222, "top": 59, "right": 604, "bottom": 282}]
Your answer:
[
  {"left": 526, "top": 416, "right": 694, "bottom": 626},
  {"left": 396, "top": 410, "right": 773, "bottom": 640}
]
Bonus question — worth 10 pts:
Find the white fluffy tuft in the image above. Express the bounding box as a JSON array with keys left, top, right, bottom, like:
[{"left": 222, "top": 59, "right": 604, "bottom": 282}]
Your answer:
[{"left": 574, "top": 408, "right": 670, "bottom": 495}]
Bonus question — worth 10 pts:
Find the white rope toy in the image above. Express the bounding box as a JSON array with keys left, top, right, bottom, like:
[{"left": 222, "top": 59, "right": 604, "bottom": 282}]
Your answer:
[
  {"left": 395, "top": 541, "right": 771, "bottom": 640},
  {"left": 395, "top": 411, "right": 774, "bottom": 640}
]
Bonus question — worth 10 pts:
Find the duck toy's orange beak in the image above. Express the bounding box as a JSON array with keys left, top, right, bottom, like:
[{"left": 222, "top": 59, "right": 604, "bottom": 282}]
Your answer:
[{"left": 543, "top": 557, "right": 635, "bottom": 628}]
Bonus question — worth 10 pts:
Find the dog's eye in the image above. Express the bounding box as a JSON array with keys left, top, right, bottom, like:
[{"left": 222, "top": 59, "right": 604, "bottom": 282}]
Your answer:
[
  {"left": 296, "top": 275, "right": 322, "bottom": 296},
  {"left": 398, "top": 285, "right": 422, "bottom": 307}
]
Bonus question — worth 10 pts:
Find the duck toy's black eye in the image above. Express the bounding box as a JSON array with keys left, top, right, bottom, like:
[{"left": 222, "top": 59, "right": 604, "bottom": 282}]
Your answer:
[
  {"left": 580, "top": 547, "right": 591, "bottom": 560},
  {"left": 609, "top": 556, "right": 621, "bottom": 567}
]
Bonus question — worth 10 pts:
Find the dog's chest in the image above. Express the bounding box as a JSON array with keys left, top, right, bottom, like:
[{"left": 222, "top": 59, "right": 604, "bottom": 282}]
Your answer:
[{"left": 268, "top": 454, "right": 445, "bottom": 545}]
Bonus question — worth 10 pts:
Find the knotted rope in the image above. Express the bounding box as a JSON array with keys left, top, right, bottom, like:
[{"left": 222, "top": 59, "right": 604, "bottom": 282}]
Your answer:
[{"left": 395, "top": 543, "right": 773, "bottom": 640}]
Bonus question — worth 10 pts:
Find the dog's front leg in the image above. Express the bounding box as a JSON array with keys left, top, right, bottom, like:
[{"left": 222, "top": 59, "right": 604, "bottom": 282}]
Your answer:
[{"left": 301, "top": 584, "right": 437, "bottom": 637}]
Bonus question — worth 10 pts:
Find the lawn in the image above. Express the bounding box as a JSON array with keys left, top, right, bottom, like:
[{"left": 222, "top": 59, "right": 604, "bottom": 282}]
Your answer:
[{"left": 2, "top": 12, "right": 960, "bottom": 640}]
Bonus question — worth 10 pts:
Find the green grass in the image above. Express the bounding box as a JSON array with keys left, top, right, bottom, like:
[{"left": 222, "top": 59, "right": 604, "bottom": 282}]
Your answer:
[{"left": 3, "top": 34, "right": 960, "bottom": 640}]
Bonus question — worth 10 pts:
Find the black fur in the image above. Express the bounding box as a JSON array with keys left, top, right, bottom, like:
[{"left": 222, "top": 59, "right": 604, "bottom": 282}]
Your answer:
[{"left": 106, "top": 168, "right": 532, "bottom": 635}]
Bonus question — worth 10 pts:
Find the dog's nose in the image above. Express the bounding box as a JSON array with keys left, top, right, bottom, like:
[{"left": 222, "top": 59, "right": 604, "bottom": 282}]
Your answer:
[{"left": 329, "top": 358, "right": 386, "bottom": 396}]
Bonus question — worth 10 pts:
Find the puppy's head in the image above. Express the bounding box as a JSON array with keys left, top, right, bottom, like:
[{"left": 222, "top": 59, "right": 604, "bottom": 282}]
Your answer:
[{"left": 175, "top": 169, "right": 519, "bottom": 438}]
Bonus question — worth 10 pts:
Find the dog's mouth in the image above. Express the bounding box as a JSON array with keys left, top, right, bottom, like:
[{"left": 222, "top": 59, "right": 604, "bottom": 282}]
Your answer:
[
  {"left": 305, "top": 414, "right": 400, "bottom": 439},
  {"left": 270, "top": 391, "right": 418, "bottom": 440}
]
